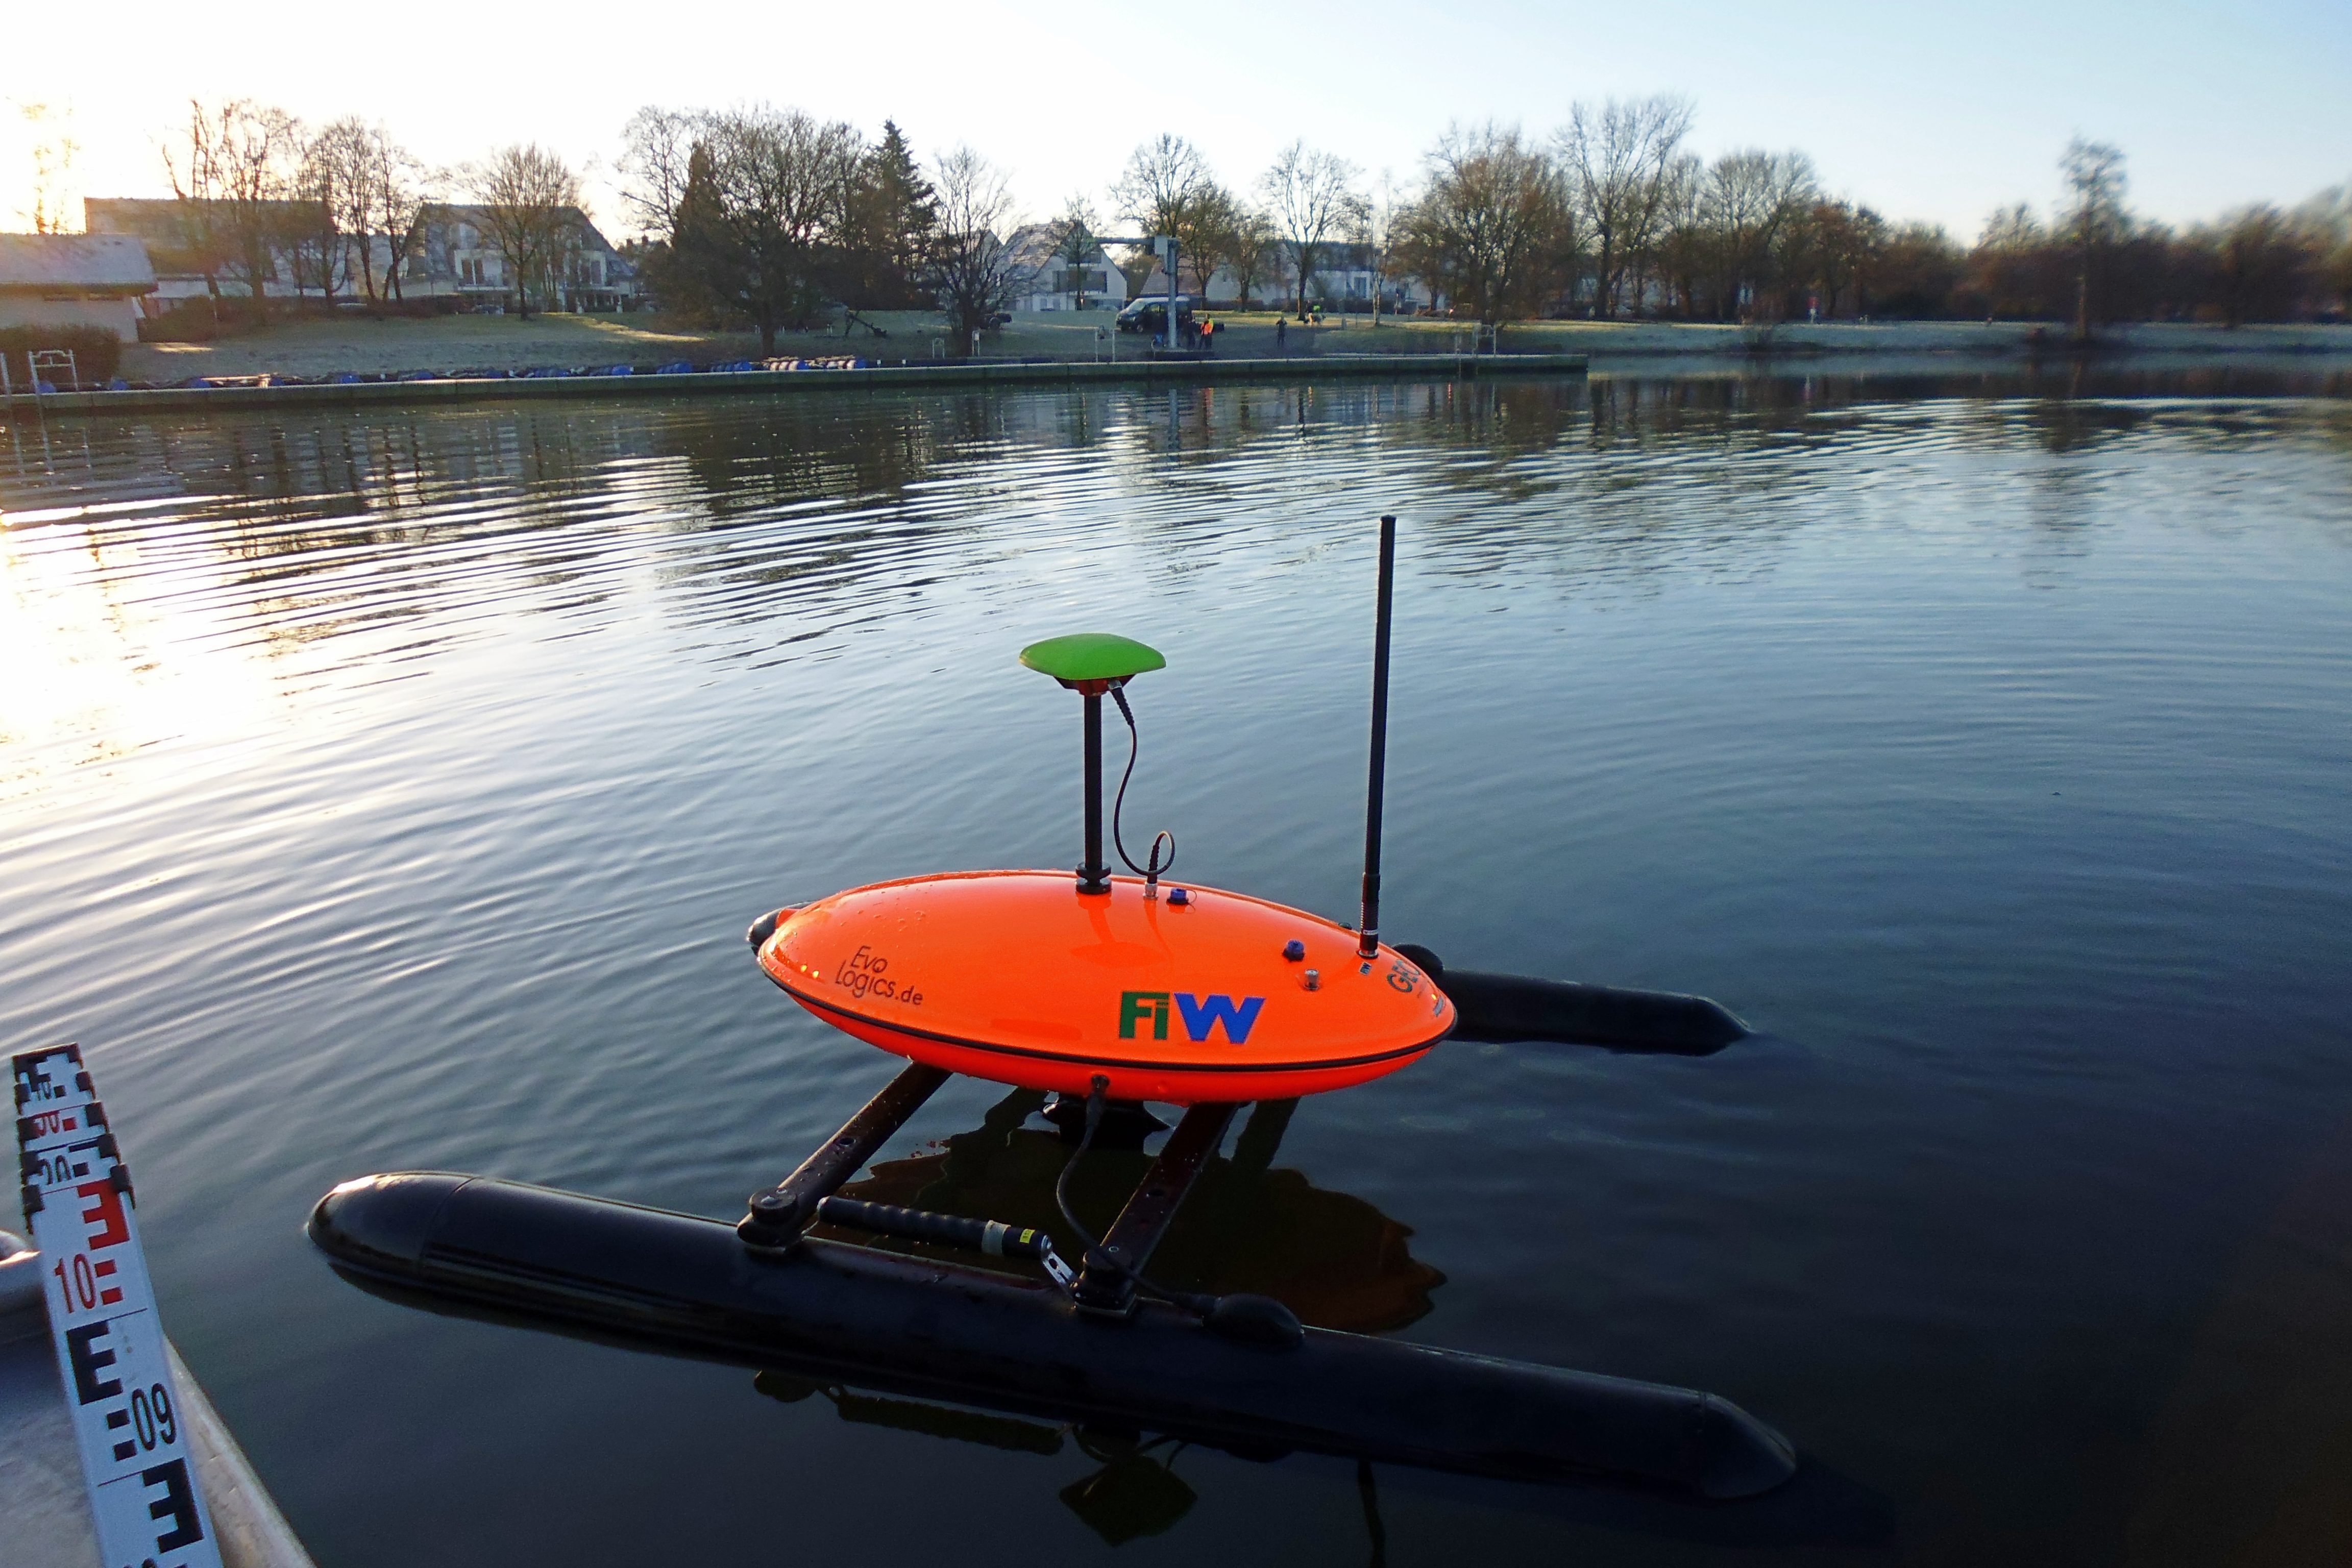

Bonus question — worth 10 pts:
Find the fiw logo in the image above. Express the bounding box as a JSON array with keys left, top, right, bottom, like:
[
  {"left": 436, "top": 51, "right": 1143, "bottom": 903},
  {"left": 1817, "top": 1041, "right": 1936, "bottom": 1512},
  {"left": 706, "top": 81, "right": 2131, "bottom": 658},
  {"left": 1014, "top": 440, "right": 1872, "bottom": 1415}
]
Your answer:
[{"left": 1118, "top": 990, "right": 1265, "bottom": 1045}]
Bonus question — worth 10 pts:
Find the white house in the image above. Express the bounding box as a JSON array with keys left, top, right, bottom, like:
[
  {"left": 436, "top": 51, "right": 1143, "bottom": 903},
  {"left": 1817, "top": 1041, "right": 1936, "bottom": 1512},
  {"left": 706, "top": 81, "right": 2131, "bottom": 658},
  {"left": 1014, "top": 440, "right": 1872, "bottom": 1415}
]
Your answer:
[
  {"left": 0, "top": 233, "right": 157, "bottom": 341},
  {"left": 1003, "top": 225, "right": 1129, "bottom": 313},
  {"left": 1144, "top": 243, "right": 1439, "bottom": 313},
  {"left": 82, "top": 197, "right": 638, "bottom": 313},
  {"left": 404, "top": 204, "right": 638, "bottom": 313},
  {"left": 1253, "top": 244, "right": 1437, "bottom": 314}
]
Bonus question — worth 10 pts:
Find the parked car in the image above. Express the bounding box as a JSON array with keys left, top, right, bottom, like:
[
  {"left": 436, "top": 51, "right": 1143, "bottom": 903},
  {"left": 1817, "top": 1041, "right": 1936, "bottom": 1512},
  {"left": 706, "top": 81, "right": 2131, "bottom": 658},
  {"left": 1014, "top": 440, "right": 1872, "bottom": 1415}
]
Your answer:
[{"left": 1116, "top": 297, "right": 1194, "bottom": 334}]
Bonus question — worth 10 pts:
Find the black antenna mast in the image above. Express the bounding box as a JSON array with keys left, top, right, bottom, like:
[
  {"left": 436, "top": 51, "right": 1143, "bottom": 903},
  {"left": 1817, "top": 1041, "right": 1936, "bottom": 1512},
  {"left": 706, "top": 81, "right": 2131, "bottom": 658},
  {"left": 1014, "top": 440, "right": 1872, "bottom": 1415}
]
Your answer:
[{"left": 1358, "top": 516, "right": 1396, "bottom": 961}]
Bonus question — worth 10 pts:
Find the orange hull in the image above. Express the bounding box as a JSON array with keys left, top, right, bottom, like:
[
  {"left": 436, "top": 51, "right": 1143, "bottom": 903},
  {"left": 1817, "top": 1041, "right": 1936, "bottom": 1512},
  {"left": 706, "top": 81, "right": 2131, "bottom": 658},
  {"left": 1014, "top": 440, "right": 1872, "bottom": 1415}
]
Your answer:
[{"left": 756, "top": 870, "right": 1451, "bottom": 1102}]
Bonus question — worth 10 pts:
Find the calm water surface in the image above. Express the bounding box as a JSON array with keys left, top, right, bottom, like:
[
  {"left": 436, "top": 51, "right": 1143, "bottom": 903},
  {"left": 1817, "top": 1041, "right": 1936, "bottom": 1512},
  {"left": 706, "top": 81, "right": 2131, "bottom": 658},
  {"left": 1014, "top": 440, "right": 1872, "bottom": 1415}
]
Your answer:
[{"left": 5, "top": 369, "right": 2351, "bottom": 1565}]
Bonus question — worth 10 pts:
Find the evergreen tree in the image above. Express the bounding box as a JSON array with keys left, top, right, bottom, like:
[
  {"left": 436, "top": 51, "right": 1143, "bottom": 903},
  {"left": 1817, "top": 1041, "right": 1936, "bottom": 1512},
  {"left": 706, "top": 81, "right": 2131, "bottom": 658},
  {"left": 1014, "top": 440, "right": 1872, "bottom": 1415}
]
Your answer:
[
  {"left": 665, "top": 108, "right": 861, "bottom": 352},
  {"left": 838, "top": 120, "right": 939, "bottom": 312},
  {"left": 648, "top": 142, "right": 739, "bottom": 328}
]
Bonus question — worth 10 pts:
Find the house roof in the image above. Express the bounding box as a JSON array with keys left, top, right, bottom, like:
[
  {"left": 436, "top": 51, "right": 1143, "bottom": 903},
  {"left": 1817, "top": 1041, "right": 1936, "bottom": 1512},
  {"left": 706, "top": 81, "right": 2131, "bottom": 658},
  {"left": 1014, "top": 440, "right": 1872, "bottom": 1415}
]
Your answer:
[
  {"left": 1002, "top": 223, "right": 1118, "bottom": 277},
  {"left": 86, "top": 197, "right": 628, "bottom": 266},
  {"left": 85, "top": 198, "right": 323, "bottom": 246},
  {"left": 418, "top": 203, "right": 625, "bottom": 257},
  {"left": 0, "top": 233, "right": 157, "bottom": 293}
]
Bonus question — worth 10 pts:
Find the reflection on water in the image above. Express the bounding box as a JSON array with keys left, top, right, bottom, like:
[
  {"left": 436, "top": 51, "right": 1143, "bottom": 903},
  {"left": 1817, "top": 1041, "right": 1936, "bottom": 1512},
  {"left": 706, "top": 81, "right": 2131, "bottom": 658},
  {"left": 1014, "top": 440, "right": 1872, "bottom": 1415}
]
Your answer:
[
  {"left": 825, "top": 1091, "right": 1443, "bottom": 1334},
  {"left": 756, "top": 1371, "right": 1208, "bottom": 1547},
  {"left": 776, "top": 1088, "right": 1435, "bottom": 1550},
  {"left": 7, "top": 369, "right": 2346, "bottom": 802},
  {"left": 3, "top": 370, "right": 2352, "bottom": 1566}
]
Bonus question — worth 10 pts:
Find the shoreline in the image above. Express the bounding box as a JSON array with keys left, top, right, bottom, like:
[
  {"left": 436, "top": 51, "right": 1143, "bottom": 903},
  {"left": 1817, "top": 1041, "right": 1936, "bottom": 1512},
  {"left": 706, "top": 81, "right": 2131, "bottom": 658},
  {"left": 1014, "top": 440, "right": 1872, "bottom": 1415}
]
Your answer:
[
  {"left": 10, "top": 320, "right": 2349, "bottom": 420},
  {"left": 5, "top": 352, "right": 1591, "bottom": 416},
  {"left": 98, "top": 311, "right": 2352, "bottom": 379},
  {"left": 1499, "top": 320, "right": 2352, "bottom": 360}
]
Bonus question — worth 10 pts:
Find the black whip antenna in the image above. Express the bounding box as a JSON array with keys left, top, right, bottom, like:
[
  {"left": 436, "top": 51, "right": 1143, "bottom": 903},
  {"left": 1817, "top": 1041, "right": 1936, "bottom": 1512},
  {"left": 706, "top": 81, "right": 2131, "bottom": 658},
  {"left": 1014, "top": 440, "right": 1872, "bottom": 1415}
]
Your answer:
[{"left": 1358, "top": 516, "right": 1396, "bottom": 962}]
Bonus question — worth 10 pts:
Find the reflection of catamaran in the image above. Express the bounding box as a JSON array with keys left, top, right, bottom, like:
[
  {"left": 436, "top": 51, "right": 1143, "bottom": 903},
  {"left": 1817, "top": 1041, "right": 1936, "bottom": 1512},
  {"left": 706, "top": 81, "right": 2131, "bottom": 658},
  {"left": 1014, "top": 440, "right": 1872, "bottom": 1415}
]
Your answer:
[
  {"left": 308, "top": 517, "right": 1795, "bottom": 1502},
  {"left": 827, "top": 1089, "right": 1447, "bottom": 1336}
]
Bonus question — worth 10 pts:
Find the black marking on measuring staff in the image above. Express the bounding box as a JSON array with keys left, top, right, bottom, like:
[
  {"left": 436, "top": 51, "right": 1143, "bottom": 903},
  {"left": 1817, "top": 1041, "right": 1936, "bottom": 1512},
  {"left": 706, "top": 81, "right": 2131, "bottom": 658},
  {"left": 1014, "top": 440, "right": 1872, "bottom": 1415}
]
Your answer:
[{"left": 11, "top": 1046, "right": 224, "bottom": 1568}]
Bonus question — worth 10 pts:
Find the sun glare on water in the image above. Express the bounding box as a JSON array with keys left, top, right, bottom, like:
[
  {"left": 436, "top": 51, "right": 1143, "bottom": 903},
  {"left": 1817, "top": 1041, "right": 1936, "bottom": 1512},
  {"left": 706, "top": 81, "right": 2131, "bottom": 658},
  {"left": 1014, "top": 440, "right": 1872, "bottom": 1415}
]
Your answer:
[{"left": 0, "top": 502, "right": 287, "bottom": 811}]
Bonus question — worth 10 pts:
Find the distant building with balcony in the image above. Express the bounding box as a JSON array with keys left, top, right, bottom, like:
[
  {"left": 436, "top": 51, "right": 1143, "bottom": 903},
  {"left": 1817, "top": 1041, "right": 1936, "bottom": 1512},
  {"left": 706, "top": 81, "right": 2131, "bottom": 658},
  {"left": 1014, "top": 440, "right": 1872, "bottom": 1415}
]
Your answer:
[
  {"left": 1003, "top": 225, "right": 1129, "bottom": 312},
  {"left": 402, "top": 205, "right": 638, "bottom": 313}
]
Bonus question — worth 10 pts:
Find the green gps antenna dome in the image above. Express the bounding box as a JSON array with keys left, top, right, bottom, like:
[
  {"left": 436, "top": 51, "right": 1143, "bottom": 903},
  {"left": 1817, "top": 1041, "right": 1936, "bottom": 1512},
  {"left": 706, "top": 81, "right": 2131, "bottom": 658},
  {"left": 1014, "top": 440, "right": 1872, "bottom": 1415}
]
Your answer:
[
  {"left": 1020, "top": 633, "right": 1167, "bottom": 895},
  {"left": 1019, "top": 632, "right": 1166, "bottom": 690}
]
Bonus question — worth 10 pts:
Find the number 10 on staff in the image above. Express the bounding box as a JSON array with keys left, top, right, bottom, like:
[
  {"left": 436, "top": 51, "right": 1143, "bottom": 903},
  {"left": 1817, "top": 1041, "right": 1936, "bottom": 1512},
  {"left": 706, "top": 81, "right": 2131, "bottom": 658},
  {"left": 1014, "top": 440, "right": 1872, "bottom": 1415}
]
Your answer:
[{"left": 13, "top": 1044, "right": 223, "bottom": 1568}]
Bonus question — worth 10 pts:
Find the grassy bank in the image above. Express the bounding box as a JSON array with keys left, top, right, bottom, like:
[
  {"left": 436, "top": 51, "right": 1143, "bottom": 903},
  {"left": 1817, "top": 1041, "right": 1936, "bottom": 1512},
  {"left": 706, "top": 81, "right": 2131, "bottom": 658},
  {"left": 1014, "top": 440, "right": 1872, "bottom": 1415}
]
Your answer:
[
  {"left": 11, "top": 352, "right": 1592, "bottom": 419},
  {"left": 117, "top": 309, "right": 2352, "bottom": 384},
  {"left": 120, "top": 310, "right": 1120, "bottom": 382}
]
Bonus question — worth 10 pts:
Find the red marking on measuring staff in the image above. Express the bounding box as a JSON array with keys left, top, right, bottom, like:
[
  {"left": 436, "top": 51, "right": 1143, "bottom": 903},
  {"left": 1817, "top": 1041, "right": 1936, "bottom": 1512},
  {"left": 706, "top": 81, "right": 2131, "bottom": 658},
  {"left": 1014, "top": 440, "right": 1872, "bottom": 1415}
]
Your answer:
[
  {"left": 11, "top": 1044, "right": 224, "bottom": 1568},
  {"left": 76, "top": 1179, "right": 130, "bottom": 1249}
]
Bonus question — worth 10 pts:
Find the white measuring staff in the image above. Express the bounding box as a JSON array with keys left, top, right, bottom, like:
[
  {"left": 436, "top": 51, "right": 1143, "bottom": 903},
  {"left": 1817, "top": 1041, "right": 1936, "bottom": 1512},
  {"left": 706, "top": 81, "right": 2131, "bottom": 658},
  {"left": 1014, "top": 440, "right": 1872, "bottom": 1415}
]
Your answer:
[{"left": 14, "top": 1043, "right": 224, "bottom": 1568}]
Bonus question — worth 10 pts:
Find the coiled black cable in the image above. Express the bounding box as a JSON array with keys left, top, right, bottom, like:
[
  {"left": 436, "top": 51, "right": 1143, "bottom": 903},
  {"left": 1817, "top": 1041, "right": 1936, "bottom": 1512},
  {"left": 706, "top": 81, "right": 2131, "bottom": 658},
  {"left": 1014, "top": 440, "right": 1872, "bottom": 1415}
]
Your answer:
[
  {"left": 1109, "top": 685, "right": 1174, "bottom": 885},
  {"left": 1051, "top": 1075, "right": 1114, "bottom": 1262},
  {"left": 1051, "top": 1076, "right": 1213, "bottom": 1314}
]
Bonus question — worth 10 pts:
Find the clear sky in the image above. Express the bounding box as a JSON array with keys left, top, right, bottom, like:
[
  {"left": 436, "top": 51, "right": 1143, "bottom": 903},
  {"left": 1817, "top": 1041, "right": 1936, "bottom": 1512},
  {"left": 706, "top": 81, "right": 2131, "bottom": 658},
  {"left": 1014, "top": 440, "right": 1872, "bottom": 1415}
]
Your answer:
[{"left": 5, "top": 0, "right": 2347, "bottom": 241}]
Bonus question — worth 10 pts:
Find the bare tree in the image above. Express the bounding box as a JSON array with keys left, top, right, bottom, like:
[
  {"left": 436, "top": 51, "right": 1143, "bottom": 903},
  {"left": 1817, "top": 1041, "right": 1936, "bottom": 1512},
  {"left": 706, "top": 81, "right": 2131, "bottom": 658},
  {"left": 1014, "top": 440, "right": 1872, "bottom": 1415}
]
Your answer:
[
  {"left": 2192, "top": 204, "right": 2319, "bottom": 327},
  {"left": 284, "top": 137, "right": 351, "bottom": 304},
  {"left": 1050, "top": 195, "right": 1102, "bottom": 309},
  {"left": 164, "top": 100, "right": 303, "bottom": 324},
  {"left": 1259, "top": 140, "right": 1366, "bottom": 316},
  {"left": 1390, "top": 123, "right": 1572, "bottom": 327},
  {"left": 12, "top": 101, "right": 80, "bottom": 233},
  {"left": 929, "top": 145, "right": 1022, "bottom": 355},
  {"left": 468, "top": 142, "right": 583, "bottom": 319},
  {"left": 1640, "top": 152, "right": 1704, "bottom": 316},
  {"left": 1558, "top": 95, "right": 1692, "bottom": 318},
  {"left": 1112, "top": 135, "right": 1207, "bottom": 237},
  {"left": 620, "top": 106, "right": 703, "bottom": 241},
  {"left": 1965, "top": 203, "right": 2059, "bottom": 320},
  {"left": 157, "top": 109, "right": 231, "bottom": 318},
  {"left": 370, "top": 128, "right": 432, "bottom": 303},
  {"left": 697, "top": 105, "right": 863, "bottom": 349},
  {"left": 1699, "top": 149, "right": 1817, "bottom": 320},
  {"left": 1238, "top": 210, "right": 1284, "bottom": 307},
  {"left": 299, "top": 117, "right": 398, "bottom": 302},
  {"left": 1181, "top": 185, "right": 1263, "bottom": 305},
  {"left": 2299, "top": 182, "right": 2352, "bottom": 315},
  {"left": 1191, "top": 198, "right": 1280, "bottom": 308},
  {"left": 1113, "top": 135, "right": 1240, "bottom": 297},
  {"left": 1870, "top": 222, "right": 1966, "bottom": 317},
  {"left": 305, "top": 118, "right": 374, "bottom": 298},
  {"left": 2059, "top": 136, "right": 2129, "bottom": 340},
  {"left": 1361, "top": 168, "right": 1412, "bottom": 322},
  {"left": 1786, "top": 199, "right": 1887, "bottom": 318}
]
